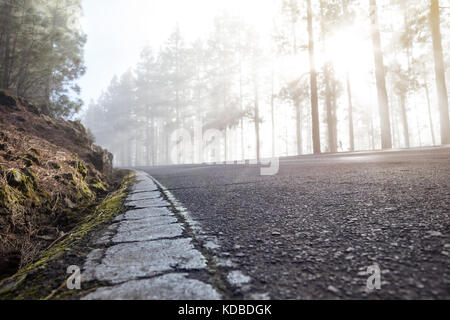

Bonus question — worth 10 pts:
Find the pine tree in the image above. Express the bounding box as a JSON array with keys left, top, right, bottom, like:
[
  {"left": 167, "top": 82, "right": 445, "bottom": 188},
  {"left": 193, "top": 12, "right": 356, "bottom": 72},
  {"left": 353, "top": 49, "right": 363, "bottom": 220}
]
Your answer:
[
  {"left": 306, "top": 0, "right": 321, "bottom": 154},
  {"left": 430, "top": 0, "right": 450, "bottom": 145},
  {"left": 369, "top": 0, "right": 392, "bottom": 149},
  {"left": 0, "top": 0, "right": 86, "bottom": 117}
]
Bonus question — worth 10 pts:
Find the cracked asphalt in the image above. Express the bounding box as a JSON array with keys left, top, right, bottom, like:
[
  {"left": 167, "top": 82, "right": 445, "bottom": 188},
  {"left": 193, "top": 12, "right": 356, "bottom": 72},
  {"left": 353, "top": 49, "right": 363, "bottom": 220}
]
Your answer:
[
  {"left": 81, "top": 171, "right": 221, "bottom": 300},
  {"left": 140, "top": 147, "right": 450, "bottom": 299}
]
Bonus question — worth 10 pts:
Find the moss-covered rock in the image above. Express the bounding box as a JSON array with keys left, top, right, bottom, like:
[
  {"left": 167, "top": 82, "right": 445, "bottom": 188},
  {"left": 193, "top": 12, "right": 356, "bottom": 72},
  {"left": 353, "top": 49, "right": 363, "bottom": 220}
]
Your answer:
[
  {"left": 90, "top": 180, "right": 107, "bottom": 194},
  {"left": 76, "top": 161, "right": 88, "bottom": 178},
  {"left": 6, "top": 170, "right": 26, "bottom": 189},
  {"left": 21, "top": 168, "right": 37, "bottom": 188},
  {"left": 68, "top": 161, "right": 88, "bottom": 178},
  {"left": 0, "top": 184, "right": 23, "bottom": 214},
  {"left": 4, "top": 168, "right": 40, "bottom": 206}
]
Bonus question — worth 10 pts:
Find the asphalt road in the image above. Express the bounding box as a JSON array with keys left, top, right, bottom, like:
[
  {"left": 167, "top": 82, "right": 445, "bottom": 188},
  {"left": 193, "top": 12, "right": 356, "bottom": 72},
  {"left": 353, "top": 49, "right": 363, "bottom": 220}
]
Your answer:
[{"left": 140, "top": 147, "right": 450, "bottom": 299}]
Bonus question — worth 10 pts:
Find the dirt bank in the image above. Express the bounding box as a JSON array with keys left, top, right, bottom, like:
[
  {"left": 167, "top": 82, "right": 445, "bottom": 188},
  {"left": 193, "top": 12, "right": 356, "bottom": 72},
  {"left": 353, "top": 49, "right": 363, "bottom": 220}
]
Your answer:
[{"left": 0, "top": 90, "right": 114, "bottom": 279}]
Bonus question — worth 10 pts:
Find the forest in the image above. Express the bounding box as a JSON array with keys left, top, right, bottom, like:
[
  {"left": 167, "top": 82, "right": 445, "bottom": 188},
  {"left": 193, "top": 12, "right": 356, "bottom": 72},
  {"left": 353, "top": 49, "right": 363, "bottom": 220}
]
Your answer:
[
  {"left": 1, "top": 0, "right": 449, "bottom": 167},
  {"left": 0, "top": 0, "right": 85, "bottom": 117},
  {"left": 1, "top": 0, "right": 449, "bottom": 302},
  {"left": 84, "top": 0, "right": 449, "bottom": 167}
]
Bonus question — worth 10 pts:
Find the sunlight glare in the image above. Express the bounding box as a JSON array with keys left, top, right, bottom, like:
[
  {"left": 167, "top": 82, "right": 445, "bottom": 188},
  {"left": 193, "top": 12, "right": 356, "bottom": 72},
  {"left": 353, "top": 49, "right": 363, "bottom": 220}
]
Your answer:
[{"left": 324, "top": 27, "right": 373, "bottom": 76}]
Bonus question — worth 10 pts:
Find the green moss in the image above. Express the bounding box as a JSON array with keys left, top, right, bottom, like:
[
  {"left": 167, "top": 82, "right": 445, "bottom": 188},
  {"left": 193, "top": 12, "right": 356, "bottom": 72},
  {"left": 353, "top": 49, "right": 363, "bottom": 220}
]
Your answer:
[
  {"left": 6, "top": 169, "right": 38, "bottom": 200},
  {"left": 21, "top": 168, "right": 37, "bottom": 187},
  {"left": 76, "top": 161, "right": 88, "bottom": 178},
  {"left": 90, "top": 180, "right": 107, "bottom": 193},
  {"left": 0, "top": 184, "right": 23, "bottom": 214},
  {"left": 0, "top": 172, "right": 135, "bottom": 299},
  {"left": 6, "top": 170, "right": 26, "bottom": 188},
  {"left": 75, "top": 175, "right": 93, "bottom": 200},
  {"left": 2, "top": 168, "right": 43, "bottom": 212},
  {"left": 0, "top": 189, "right": 7, "bottom": 204}
]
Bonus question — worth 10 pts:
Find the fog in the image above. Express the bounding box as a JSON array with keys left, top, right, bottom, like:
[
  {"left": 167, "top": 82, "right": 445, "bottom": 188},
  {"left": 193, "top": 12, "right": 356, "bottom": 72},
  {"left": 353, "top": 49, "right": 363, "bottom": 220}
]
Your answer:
[{"left": 79, "top": 0, "right": 450, "bottom": 167}]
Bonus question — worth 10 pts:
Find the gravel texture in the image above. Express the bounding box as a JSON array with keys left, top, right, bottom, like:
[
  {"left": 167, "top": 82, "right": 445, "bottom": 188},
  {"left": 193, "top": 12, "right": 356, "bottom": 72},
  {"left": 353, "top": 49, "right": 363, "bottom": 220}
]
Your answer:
[{"left": 142, "top": 147, "right": 450, "bottom": 299}]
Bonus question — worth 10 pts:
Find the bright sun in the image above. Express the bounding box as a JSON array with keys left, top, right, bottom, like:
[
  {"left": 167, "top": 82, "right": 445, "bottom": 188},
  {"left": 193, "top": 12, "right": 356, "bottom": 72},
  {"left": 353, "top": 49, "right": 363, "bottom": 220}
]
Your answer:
[{"left": 323, "top": 28, "right": 374, "bottom": 76}]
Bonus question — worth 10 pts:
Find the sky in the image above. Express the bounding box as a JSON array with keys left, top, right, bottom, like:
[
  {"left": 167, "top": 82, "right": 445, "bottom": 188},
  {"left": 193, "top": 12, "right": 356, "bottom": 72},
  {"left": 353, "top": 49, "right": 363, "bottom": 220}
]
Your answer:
[{"left": 78, "top": 0, "right": 275, "bottom": 110}]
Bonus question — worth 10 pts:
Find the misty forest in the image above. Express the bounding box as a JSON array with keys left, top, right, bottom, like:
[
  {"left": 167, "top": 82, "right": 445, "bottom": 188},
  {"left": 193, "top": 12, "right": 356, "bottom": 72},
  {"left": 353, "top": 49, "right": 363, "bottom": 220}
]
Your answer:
[
  {"left": 1, "top": 0, "right": 450, "bottom": 301},
  {"left": 1, "top": 0, "right": 449, "bottom": 167}
]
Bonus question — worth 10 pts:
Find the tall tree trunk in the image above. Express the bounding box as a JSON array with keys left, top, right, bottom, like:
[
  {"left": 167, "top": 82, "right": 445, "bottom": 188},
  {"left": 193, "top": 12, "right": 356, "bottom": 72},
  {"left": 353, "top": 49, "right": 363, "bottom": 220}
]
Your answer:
[
  {"left": 45, "top": 3, "right": 62, "bottom": 107},
  {"left": 1, "top": 2, "right": 14, "bottom": 90},
  {"left": 2, "top": 32, "right": 10, "bottom": 90},
  {"left": 320, "top": 0, "right": 337, "bottom": 153},
  {"left": 398, "top": 1, "right": 412, "bottom": 149},
  {"left": 346, "top": 73, "right": 355, "bottom": 151},
  {"left": 324, "top": 66, "right": 335, "bottom": 153},
  {"left": 239, "top": 36, "right": 245, "bottom": 160},
  {"left": 1, "top": 2, "right": 12, "bottom": 91},
  {"left": 391, "top": 96, "right": 398, "bottom": 148},
  {"left": 330, "top": 75, "right": 338, "bottom": 152},
  {"left": 306, "top": 0, "right": 321, "bottom": 154},
  {"left": 430, "top": 0, "right": 450, "bottom": 145},
  {"left": 291, "top": 1, "right": 301, "bottom": 156},
  {"left": 306, "top": 100, "right": 312, "bottom": 153},
  {"left": 424, "top": 83, "right": 436, "bottom": 145},
  {"left": 342, "top": 0, "right": 355, "bottom": 151},
  {"left": 399, "top": 94, "right": 410, "bottom": 148},
  {"left": 369, "top": 0, "right": 392, "bottom": 149}
]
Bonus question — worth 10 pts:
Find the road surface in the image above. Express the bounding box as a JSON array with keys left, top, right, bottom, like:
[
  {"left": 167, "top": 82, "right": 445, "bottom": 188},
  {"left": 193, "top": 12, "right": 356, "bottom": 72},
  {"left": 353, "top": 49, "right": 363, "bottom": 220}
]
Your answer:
[
  {"left": 139, "top": 147, "right": 450, "bottom": 299},
  {"left": 82, "top": 171, "right": 221, "bottom": 300}
]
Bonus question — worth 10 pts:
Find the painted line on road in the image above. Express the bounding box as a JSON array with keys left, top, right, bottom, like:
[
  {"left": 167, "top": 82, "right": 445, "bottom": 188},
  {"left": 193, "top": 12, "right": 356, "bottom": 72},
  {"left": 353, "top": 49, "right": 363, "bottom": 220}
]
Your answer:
[
  {"left": 147, "top": 171, "right": 271, "bottom": 300},
  {"left": 81, "top": 170, "right": 221, "bottom": 300}
]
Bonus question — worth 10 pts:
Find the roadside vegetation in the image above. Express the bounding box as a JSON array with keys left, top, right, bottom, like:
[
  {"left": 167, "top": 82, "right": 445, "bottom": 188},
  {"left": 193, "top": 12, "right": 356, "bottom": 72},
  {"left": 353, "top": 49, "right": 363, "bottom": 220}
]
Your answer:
[
  {"left": 0, "top": 169, "right": 134, "bottom": 300},
  {"left": 0, "top": 90, "right": 113, "bottom": 283}
]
